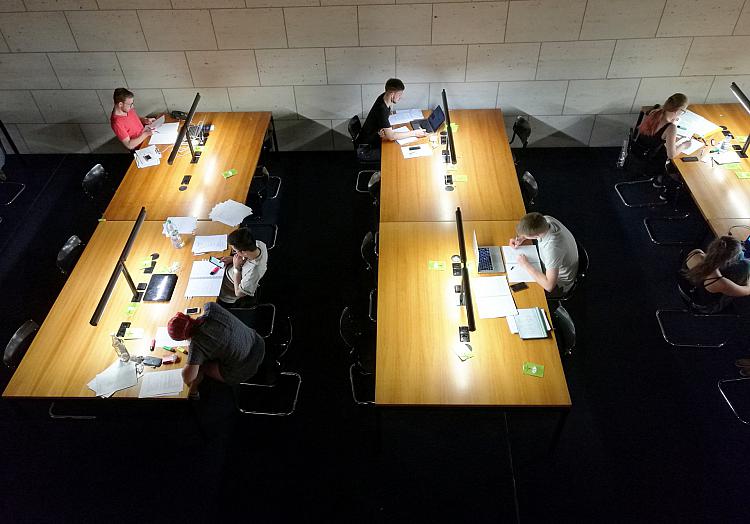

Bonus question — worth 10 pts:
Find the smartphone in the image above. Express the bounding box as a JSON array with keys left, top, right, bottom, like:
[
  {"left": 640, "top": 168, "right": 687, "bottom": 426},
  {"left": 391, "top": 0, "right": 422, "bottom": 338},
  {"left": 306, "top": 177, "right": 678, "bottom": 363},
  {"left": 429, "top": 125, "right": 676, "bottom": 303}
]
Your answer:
[
  {"left": 681, "top": 156, "right": 699, "bottom": 162},
  {"left": 185, "top": 307, "right": 201, "bottom": 315},
  {"left": 116, "top": 322, "right": 131, "bottom": 337},
  {"left": 181, "top": 175, "right": 192, "bottom": 185},
  {"left": 209, "top": 256, "right": 222, "bottom": 267},
  {"left": 409, "top": 146, "right": 420, "bottom": 151},
  {"left": 143, "top": 356, "right": 162, "bottom": 367},
  {"left": 445, "top": 174, "right": 453, "bottom": 185},
  {"left": 510, "top": 282, "right": 528, "bottom": 292}
]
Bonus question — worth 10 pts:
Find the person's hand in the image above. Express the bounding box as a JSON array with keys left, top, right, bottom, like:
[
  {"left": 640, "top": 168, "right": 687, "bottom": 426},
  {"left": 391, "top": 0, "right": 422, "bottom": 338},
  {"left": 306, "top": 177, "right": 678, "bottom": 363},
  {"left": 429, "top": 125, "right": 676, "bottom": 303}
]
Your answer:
[
  {"left": 414, "top": 129, "right": 427, "bottom": 138},
  {"left": 509, "top": 236, "right": 522, "bottom": 249},
  {"left": 233, "top": 252, "right": 246, "bottom": 269},
  {"left": 141, "top": 127, "right": 153, "bottom": 137},
  {"left": 220, "top": 256, "right": 233, "bottom": 265},
  {"left": 378, "top": 129, "right": 386, "bottom": 138},
  {"left": 517, "top": 254, "right": 530, "bottom": 269}
]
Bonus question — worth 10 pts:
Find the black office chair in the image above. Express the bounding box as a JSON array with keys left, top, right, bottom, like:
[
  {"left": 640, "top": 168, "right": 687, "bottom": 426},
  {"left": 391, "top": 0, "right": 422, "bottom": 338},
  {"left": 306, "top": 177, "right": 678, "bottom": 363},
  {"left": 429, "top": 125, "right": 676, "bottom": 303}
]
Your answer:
[
  {"left": 509, "top": 116, "right": 531, "bottom": 167},
  {"left": 518, "top": 171, "right": 538, "bottom": 209},
  {"left": 361, "top": 231, "right": 378, "bottom": 273},
  {"left": 56, "top": 235, "right": 85, "bottom": 275},
  {"left": 250, "top": 223, "right": 278, "bottom": 251},
  {"left": 642, "top": 177, "right": 702, "bottom": 246},
  {"left": 339, "top": 305, "right": 375, "bottom": 405},
  {"left": 81, "top": 164, "right": 111, "bottom": 201},
  {"left": 0, "top": 146, "right": 25, "bottom": 206},
  {"left": 3, "top": 320, "right": 39, "bottom": 369},
  {"left": 349, "top": 115, "right": 380, "bottom": 168},
  {"left": 552, "top": 305, "right": 576, "bottom": 356},
  {"left": 249, "top": 165, "right": 282, "bottom": 201},
  {"left": 549, "top": 240, "right": 589, "bottom": 305},
  {"left": 368, "top": 288, "right": 377, "bottom": 322},
  {"left": 355, "top": 169, "right": 380, "bottom": 196},
  {"left": 230, "top": 303, "right": 276, "bottom": 338},
  {"left": 718, "top": 377, "right": 750, "bottom": 424}
]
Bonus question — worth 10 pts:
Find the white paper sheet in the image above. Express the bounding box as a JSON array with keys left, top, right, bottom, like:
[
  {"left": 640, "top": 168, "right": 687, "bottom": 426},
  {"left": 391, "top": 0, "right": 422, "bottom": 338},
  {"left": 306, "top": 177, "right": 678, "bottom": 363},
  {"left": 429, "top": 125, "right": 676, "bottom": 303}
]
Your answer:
[
  {"left": 388, "top": 109, "right": 423, "bottom": 126},
  {"left": 138, "top": 369, "right": 185, "bottom": 398},
  {"left": 677, "top": 138, "right": 704, "bottom": 155},
  {"left": 87, "top": 360, "right": 138, "bottom": 397},
  {"left": 677, "top": 110, "right": 721, "bottom": 138},
  {"left": 473, "top": 276, "right": 518, "bottom": 318},
  {"left": 155, "top": 326, "right": 190, "bottom": 348},
  {"left": 184, "top": 260, "right": 224, "bottom": 297},
  {"left": 513, "top": 308, "right": 549, "bottom": 339},
  {"left": 209, "top": 200, "right": 253, "bottom": 227},
  {"left": 401, "top": 144, "right": 432, "bottom": 159},
  {"left": 163, "top": 216, "right": 197, "bottom": 236},
  {"left": 148, "top": 122, "right": 180, "bottom": 145},
  {"left": 501, "top": 245, "right": 543, "bottom": 283},
  {"left": 712, "top": 150, "right": 741, "bottom": 164},
  {"left": 134, "top": 145, "right": 161, "bottom": 168},
  {"left": 393, "top": 126, "right": 418, "bottom": 145},
  {"left": 192, "top": 234, "right": 228, "bottom": 254}
]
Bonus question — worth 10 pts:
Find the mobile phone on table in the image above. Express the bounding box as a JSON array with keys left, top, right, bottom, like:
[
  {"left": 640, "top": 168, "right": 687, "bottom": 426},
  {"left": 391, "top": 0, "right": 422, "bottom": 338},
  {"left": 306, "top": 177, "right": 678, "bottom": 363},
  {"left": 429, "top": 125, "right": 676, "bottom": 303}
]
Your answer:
[
  {"left": 116, "top": 321, "right": 131, "bottom": 337},
  {"left": 510, "top": 282, "right": 528, "bottom": 292},
  {"left": 681, "top": 156, "right": 699, "bottom": 162},
  {"left": 209, "top": 256, "right": 222, "bottom": 267},
  {"left": 185, "top": 307, "right": 201, "bottom": 315},
  {"left": 143, "top": 356, "right": 162, "bottom": 367}
]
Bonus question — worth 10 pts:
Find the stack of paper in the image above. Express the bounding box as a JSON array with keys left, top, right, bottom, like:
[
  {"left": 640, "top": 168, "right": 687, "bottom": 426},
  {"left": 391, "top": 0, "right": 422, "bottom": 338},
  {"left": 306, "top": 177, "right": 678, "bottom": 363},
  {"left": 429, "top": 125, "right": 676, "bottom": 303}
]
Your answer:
[
  {"left": 712, "top": 150, "right": 742, "bottom": 165},
  {"left": 87, "top": 360, "right": 138, "bottom": 398},
  {"left": 163, "top": 216, "right": 197, "bottom": 236},
  {"left": 401, "top": 144, "right": 432, "bottom": 159},
  {"left": 134, "top": 145, "right": 161, "bottom": 168},
  {"left": 139, "top": 369, "right": 185, "bottom": 398},
  {"left": 148, "top": 122, "right": 180, "bottom": 145},
  {"left": 208, "top": 199, "right": 252, "bottom": 226},
  {"left": 501, "top": 245, "right": 543, "bottom": 283},
  {"left": 184, "top": 260, "right": 224, "bottom": 297},
  {"left": 473, "top": 276, "right": 518, "bottom": 319},
  {"left": 388, "top": 108, "right": 423, "bottom": 126},
  {"left": 678, "top": 110, "right": 721, "bottom": 138},
  {"left": 192, "top": 234, "right": 228, "bottom": 254},
  {"left": 507, "top": 308, "right": 551, "bottom": 339},
  {"left": 392, "top": 126, "right": 417, "bottom": 145}
]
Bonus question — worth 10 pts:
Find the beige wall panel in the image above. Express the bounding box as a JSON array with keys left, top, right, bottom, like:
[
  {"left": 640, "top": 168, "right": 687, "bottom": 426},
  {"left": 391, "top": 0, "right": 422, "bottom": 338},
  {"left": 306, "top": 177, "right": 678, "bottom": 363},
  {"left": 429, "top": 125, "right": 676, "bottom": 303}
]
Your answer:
[
  {"left": 186, "top": 50, "right": 260, "bottom": 87},
  {"left": 275, "top": 119, "right": 333, "bottom": 150},
  {"left": 285, "top": 6, "right": 357, "bottom": 48},
  {"left": 432, "top": 2, "right": 507, "bottom": 45},
  {"left": 1, "top": 12, "right": 77, "bottom": 52},
  {"left": 18, "top": 123, "right": 89, "bottom": 153},
  {"left": 323, "top": 0, "right": 392, "bottom": 5},
  {"left": 0, "top": 1, "right": 26, "bottom": 11},
  {"left": 706, "top": 76, "right": 750, "bottom": 102},
  {"left": 428, "top": 82, "right": 498, "bottom": 109},
  {"left": 362, "top": 83, "right": 429, "bottom": 116},
  {"left": 24, "top": 1, "right": 97, "bottom": 9},
  {"left": 513, "top": 114, "right": 595, "bottom": 147},
  {"left": 66, "top": 10, "right": 148, "bottom": 52},
  {"left": 245, "top": 0, "right": 318, "bottom": 6},
  {"left": 537, "top": 40, "right": 615, "bottom": 80},
  {"left": 657, "top": 0, "right": 743, "bottom": 37},
  {"left": 326, "top": 47, "right": 395, "bottom": 84},
  {"left": 506, "top": 0, "right": 586, "bottom": 42},
  {"left": 295, "top": 84, "right": 362, "bottom": 119},
  {"left": 172, "top": 0, "right": 244, "bottom": 7},
  {"left": 97, "top": 0, "right": 171, "bottom": 8},
  {"left": 734, "top": 2, "right": 750, "bottom": 35},
  {"left": 139, "top": 9, "right": 216, "bottom": 51},
  {"left": 497, "top": 80, "right": 567, "bottom": 116},
  {"left": 563, "top": 79, "right": 640, "bottom": 115},
  {"left": 228, "top": 86, "right": 297, "bottom": 119},
  {"left": 0, "top": 53, "right": 60, "bottom": 89},
  {"left": 96, "top": 88, "right": 168, "bottom": 117},
  {"left": 331, "top": 118, "right": 352, "bottom": 150},
  {"left": 580, "top": 0, "right": 665, "bottom": 40},
  {"left": 608, "top": 38, "right": 692, "bottom": 79},
  {"left": 79, "top": 123, "right": 126, "bottom": 153},
  {"left": 359, "top": 5, "right": 431, "bottom": 46},
  {"left": 163, "top": 88, "right": 232, "bottom": 112},
  {"left": 632, "top": 76, "right": 714, "bottom": 110},
  {"left": 32, "top": 89, "right": 108, "bottom": 123},
  {"left": 682, "top": 36, "right": 750, "bottom": 76},
  {"left": 48, "top": 52, "right": 126, "bottom": 89},
  {"left": 0, "top": 36, "right": 7, "bottom": 53},
  {"left": 1, "top": 124, "right": 30, "bottom": 154},
  {"left": 396, "top": 45, "right": 467, "bottom": 83},
  {"left": 211, "top": 9, "right": 287, "bottom": 50},
  {"left": 117, "top": 51, "right": 194, "bottom": 88},
  {"left": 256, "top": 48, "right": 326, "bottom": 85},
  {"left": 0, "top": 91, "right": 44, "bottom": 123},
  {"left": 589, "top": 113, "right": 638, "bottom": 147},
  {"left": 466, "top": 43, "right": 539, "bottom": 82}
]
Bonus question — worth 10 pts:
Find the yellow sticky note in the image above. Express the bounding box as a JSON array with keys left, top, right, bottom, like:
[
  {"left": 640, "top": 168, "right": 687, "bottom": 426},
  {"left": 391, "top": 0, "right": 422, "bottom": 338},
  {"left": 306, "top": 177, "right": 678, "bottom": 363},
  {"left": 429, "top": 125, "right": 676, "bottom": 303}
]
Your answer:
[
  {"left": 454, "top": 174, "right": 468, "bottom": 182},
  {"left": 428, "top": 260, "right": 446, "bottom": 270},
  {"left": 450, "top": 122, "right": 459, "bottom": 132},
  {"left": 736, "top": 171, "right": 750, "bottom": 179}
]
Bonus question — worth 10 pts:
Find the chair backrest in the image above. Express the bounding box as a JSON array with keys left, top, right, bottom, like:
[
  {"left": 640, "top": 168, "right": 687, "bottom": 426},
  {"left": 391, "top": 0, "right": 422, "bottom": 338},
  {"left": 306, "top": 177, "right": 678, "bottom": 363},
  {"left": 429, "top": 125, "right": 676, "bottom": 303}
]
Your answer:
[
  {"left": 56, "top": 235, "right": 84, "bottom": 275},
  {"left": 361, "top": 231, "right": 377, "bottom": 271},
  {"left": 348, "top": 115, "right": 362, "bottom": 143},
  {"left": 510, "top": 116, "right": 531, "bottom": 147},
  {"left": 368, "top": 175, "right": 381, "bottom": 204},
  {"left": 519, "top": 171, "right": 538, "bottom": 207},
  {"left": 339, "top": 305, "right": 365, "bottom": 349},
  {"left": 230, "top": 303, "right": 276, "bottom": 338},
  {"left": 552, "top": 306, "right": 576, "bottom": 356},
  {"left": 574, "top": 240, "right": 589, "bottom": 287},
  {"left": 81, "top": 164, "right": 109, "bottom": 199},
  {"left": 4, "top": 320, "right": 39, "bottom": 369}
]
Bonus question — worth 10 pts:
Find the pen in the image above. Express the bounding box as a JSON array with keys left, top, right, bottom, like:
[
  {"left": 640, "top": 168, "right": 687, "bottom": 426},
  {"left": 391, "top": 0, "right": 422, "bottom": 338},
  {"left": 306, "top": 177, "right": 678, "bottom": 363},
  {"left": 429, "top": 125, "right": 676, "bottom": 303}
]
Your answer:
[
  {"left": 175, "top": 347, "right": 188, "bottom": 355},
  {"left": 163, "top": 346, "right": 176, "bottom": 352}
]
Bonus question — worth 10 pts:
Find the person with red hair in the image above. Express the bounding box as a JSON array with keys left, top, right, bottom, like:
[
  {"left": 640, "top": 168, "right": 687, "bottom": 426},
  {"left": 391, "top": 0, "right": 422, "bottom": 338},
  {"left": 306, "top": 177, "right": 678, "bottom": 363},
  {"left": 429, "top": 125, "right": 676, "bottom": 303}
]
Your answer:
[{"left": 168, "top": 302, "right": 265, "bottom": 399}]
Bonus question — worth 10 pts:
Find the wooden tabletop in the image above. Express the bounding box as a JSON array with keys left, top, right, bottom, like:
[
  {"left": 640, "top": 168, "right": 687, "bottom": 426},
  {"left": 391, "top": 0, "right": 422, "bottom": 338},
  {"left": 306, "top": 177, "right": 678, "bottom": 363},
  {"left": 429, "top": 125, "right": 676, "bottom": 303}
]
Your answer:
[
  {"left": 676, "top": 104, "right": 750, "bottom": 221},
  {"left": 3, "top": 220, "right": 233, "bottom": 398},
  {"left": 104, "top": 112, "right": 271, "bottom": 221},
  {"left": 379, "top": 109, "right": 526, "bottom": 223},
  {"left": 375, "top": 221, "right": 571, "bottom": 407},
  {"left": 707, "top": 218, "right": 750, "bottom": 238}
]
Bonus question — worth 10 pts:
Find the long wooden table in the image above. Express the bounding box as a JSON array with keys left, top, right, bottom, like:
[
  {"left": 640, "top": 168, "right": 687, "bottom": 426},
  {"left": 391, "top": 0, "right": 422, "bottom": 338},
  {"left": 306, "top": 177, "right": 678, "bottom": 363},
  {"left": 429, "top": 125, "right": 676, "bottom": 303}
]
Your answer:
[
  {"left": 677, "top": 104, "right": 750, "bottom": 232},
  {"left": 376, "top": 221, "right": 570, "bottom": 407},
  {"left": 105, "top": 111, "right": 271, "bottom": 221},
  {"left": 3, "top": 220, "right": 232, "bottom": 398},
  {"left": 380, "top": 109, "right": 526, "bottom": 222}
]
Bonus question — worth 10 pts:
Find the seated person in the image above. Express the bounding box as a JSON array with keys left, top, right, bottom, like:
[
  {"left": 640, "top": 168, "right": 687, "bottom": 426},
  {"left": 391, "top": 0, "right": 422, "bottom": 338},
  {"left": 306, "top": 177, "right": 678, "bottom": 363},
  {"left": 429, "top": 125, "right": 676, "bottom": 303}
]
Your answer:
[
  {"left": 682, "top": 236, "right": 750, "bottom": 313},
  {"left": 218, "top": 227, "right": 268, "bottom": 306},
  {"left": 356, "top": 78, "right": 426, "bottom": 162},
  {"left": 169, "top": 303, "right": 265, "bottom": 399},
  {"left": 110, "top": 87, "right": 156, "bottom": 151},
  {"left": 509, "top": 212, "right": 579, "bottom": 297}
]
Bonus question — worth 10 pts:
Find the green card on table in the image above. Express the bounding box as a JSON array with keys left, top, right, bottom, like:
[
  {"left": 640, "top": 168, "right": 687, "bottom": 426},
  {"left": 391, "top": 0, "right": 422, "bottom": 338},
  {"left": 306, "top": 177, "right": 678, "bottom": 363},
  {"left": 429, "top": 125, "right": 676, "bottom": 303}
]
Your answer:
[{"left": 428, "top": 260, "right": 446, "bottom": 270}]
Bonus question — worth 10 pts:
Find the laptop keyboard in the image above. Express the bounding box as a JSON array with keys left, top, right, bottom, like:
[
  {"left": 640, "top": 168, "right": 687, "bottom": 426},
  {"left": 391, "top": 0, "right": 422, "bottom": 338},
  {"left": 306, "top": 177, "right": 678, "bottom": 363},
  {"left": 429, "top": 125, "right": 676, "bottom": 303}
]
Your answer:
[{"left": 478, "top": 248, "right": 493, "bottom": 272}]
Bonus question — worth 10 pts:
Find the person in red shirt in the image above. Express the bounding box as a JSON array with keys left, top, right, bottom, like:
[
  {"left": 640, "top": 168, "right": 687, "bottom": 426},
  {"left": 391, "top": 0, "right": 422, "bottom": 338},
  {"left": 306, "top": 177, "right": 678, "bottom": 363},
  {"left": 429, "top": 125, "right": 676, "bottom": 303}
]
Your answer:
[{"left": 110, "top": 87, "right": 156, "bottom": 150}]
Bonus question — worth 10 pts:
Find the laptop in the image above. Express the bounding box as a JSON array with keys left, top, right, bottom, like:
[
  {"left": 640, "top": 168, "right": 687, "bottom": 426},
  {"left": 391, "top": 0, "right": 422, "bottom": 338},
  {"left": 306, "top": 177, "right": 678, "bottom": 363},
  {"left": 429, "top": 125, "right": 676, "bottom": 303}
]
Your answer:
[
  {"left": 143, "top": 273, "right": 178, "bottom": 302},
  {"left": 411, "top": 106, "right": 445, "bottom": 133},
  {"left": 473, "top": 230, "right": 505, "bottom": 274}
]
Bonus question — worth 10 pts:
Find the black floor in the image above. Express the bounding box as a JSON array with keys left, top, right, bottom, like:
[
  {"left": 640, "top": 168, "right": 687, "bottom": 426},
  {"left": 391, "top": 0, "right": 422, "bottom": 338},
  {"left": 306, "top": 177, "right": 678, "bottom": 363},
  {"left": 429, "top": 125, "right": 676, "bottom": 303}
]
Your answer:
[{"left": 1, "top": 148, "right": 749, "bottom": 523}]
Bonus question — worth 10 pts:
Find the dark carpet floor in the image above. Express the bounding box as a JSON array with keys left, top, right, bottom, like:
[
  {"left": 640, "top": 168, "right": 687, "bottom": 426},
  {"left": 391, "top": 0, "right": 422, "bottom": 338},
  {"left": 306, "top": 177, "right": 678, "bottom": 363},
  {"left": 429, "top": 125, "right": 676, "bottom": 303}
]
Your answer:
[{"left": 1, "top": 148, "right": 749, "bottom": 523}]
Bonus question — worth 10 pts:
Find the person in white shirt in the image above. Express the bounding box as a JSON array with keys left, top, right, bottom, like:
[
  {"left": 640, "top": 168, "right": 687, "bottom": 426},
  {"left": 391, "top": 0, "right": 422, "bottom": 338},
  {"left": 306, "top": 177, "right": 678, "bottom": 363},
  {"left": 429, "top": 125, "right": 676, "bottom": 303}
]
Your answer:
[
  {"left": 509, "top": 212, "right": 579, "bottom": 296},
  {"left": 218, "top": 227, "right": 268, "bottom": 305}
]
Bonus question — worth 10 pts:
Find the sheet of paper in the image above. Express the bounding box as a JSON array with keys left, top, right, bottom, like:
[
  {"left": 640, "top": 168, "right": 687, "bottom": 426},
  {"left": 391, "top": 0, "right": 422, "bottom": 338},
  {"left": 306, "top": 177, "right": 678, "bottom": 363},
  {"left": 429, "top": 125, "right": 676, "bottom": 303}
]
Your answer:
[
  {"left": 677, "top": 110, "right": 721, "bottom": 138},
  {"left": 87, "top": 360, "right": 138, "bottom": 397},
  {"left": 473, "top": 276, "right": 517, "bottom": 318},
  {"left": 148, "top": 122, "right": 180, "bottom": 145},
  {"left": 401, "top": 144, "right": 432, "bottom": 159},
  {"left": 388, "top": 109, "right": 423, "bottom": 126},
  {"left": 514, "top": 308, "right": 549, "bottom": 339},
  {"left": 209, "top": 200, "right": 253, "bottom": 227},
  {"left": 501, "top": 245, "right": 543, "bottom": 283},
  {"left": 134, "top": 145, "right": 161, "bottom": 168},
  {"left": 151, "top": 115, "right": 165, "bottom": 129},
  {"left": 192, "top": 234, "right": 228, "bottom": 254},
  {"left": 680, "top": 138, "right": 704, "bottom": 155},
  {"left": 712, "top": 150, "right": 741, "bottom": 164},
  {"left": 184, "top": 260, "right": 224, "bottom": 297},
  {"left": 506, "top": 315, "right": 519, "bottom": 334},
  {"left": 138, "top": 369, "right": 185, "bottom": 398},
  {"left": 394, "top": 125, "right": 415, "bottom": 145},
  {"left": 162, "top": 216, "right": 197, "bottom": 236},
  {"left": 155, "top": 326, "right": 190, "bottom": 348}
]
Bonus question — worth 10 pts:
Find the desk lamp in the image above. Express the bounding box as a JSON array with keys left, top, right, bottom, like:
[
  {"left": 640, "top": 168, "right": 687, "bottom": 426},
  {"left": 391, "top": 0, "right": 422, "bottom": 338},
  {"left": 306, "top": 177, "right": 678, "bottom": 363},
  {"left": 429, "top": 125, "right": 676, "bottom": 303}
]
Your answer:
[{"left": 730, "top": 82, "right": 750, "bottom": 158}]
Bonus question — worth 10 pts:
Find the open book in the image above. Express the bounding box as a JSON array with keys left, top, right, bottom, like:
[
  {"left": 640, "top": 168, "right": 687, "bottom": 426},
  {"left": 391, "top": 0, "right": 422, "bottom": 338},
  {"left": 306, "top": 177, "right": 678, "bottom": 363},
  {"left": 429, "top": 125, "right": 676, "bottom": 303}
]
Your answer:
[
  {"left": 501, "top": 245, "right": 543, "bottom": 283},
  {"left": 184, "top": 260, "right": 224, "bottom": 297}
]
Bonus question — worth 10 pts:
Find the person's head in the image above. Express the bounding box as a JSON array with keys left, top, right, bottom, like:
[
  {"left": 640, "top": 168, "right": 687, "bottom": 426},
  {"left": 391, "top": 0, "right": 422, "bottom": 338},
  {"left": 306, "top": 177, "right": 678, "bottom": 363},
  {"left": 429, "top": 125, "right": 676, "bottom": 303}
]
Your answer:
[
  {"left": 228, "top": 227, "right": 257, "bottom": 257},
  {"left": 384, "top": 78, "right": 405, "bottom": 105},
  {"left": 516, "top": 212, "right": 550, "bottom": 239},
  {"left": 685, "top": 236, "right": 743, "bottom": 283},
  {"left": 639, "top": 93, "right": 688, "bottom": 135},
  {"left": 167, "top": 311, "right": 199, "bottom": 341},
  {"left": 113, "top": 88, "right": 135, "bottom": 113}
]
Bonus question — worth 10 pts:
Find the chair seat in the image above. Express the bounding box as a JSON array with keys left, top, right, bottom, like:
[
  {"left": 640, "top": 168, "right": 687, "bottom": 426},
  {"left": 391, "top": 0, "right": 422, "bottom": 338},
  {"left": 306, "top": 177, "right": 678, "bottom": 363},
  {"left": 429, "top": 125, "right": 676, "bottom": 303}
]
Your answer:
[
  {"left": 234, "top": 371, "right": 302, "bottom": 416},
  {"left": 230, "top": 303, "right": 276, "bottom": 338},
  {"left": 655, "top": 309, "right": 739, "bottom": 348}
]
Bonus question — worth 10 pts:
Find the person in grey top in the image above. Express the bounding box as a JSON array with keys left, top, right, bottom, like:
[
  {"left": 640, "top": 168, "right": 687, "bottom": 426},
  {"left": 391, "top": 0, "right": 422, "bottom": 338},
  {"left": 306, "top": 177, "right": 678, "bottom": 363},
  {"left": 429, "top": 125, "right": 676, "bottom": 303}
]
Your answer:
[
  {"left": 169, "top": 302, "right": 265, "bottom": 397},
  {"left": 509, "top": 212, "right": 579, "bottom": 296}
]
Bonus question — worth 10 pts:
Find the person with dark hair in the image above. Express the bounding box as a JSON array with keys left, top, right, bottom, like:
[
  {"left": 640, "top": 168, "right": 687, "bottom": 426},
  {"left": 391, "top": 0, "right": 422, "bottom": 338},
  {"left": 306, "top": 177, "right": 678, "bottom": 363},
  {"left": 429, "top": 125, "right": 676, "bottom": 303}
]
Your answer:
[
  {"left": 110, "top": 87, "right": 157, "bottom": 150},
  {"left": 169, "top": 303, "right": 265, "bottom": 399},
  {"left": 356, "top": 78, "right": 426, "bottom": 162},
  {"left": 218, "top": 227, "right": 268, "bottom": 305},
  {"left": 682, "top": 236, "right": 750, "bottom": 313}
]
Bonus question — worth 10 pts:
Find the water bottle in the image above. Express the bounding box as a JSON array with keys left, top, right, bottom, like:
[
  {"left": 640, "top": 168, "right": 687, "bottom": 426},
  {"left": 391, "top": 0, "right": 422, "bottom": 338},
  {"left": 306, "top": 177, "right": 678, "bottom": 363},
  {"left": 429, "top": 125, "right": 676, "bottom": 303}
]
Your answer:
[
  {"left": 722, "top": 135, "right": 731, "bottom": 151},
  {"left": 111, "top": 335, "right": 130, "bottom": 363},
  {"left": 165, "top": 219, "right": 184, "bottom": 249},
  {"left": 616, "top": 138, "right": 628, "bottom": 168}
]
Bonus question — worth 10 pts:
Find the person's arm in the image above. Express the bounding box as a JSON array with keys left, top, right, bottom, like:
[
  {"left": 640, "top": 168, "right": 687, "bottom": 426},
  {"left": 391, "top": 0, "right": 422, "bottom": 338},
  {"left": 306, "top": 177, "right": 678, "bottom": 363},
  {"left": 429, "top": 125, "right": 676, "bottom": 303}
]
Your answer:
[
  {"left": 517, "top": 254, "right": 559, "bottom": 292},
  {"left": 707, "top": 277, "right": 750, "bottom": 297},
  {"left": 380, "top": 126, "right": 426, "bottom": 141},
  {"left": 182, "top": 364, "right": 200, "bottom": 387},
  {"left": 509, "top": 236, "right": 532, "bottom": 248},
  {"left": 119, "top": 127, "right": 152, "bottom": 150},
  {"left": 664, "top": 124, "right": 693, "bottom": 159},
  {"left": 231, "top": 253, "right": 249, "bottom": 298}
]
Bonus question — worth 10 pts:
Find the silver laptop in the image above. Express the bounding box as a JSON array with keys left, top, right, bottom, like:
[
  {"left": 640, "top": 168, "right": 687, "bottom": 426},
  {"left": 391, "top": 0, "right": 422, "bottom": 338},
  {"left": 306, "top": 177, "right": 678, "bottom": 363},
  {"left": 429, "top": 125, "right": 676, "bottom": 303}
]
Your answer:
[{"left": 473, "top": 230, "right": 504, "bottom": 274}]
